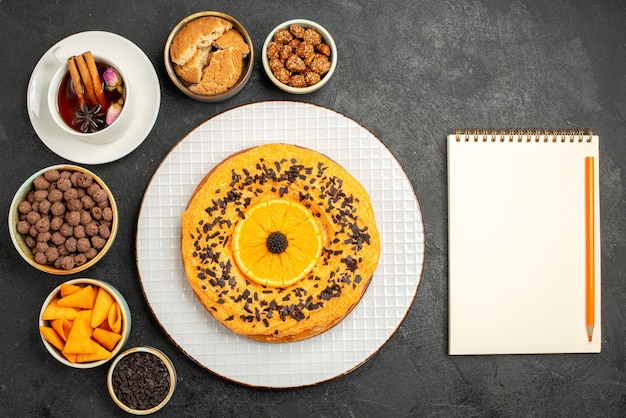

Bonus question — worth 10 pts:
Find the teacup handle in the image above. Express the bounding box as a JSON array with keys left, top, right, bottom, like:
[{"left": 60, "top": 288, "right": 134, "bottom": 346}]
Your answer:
[{"left": 52, "top": 47, "right": 68, "bottom": 65}]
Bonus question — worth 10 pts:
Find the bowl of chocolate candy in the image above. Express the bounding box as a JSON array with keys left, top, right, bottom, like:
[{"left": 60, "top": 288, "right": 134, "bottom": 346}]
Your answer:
[
  {"left": 262, "top": 19, "right": 337, "bottom": 94},
  {"left": 9, "top": 165, "right": 118, "bottom": 275},
  {"left": 107, "top": 346, "right": 176, "bottom": 414}
]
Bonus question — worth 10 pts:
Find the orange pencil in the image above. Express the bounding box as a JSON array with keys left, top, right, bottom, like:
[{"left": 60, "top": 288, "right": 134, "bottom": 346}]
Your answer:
[{"left": 585, "top": 156, "right": 595, "bottom": 342}]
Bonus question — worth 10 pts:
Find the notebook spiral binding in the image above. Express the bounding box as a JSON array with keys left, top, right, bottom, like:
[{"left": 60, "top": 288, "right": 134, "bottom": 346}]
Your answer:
[{"left": 454, "top": 128, "right": 593, "bottom": 143}]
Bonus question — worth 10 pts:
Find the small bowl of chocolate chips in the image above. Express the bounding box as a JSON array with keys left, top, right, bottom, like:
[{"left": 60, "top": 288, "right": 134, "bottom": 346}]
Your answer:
[{"left": 107, "top": 346, "right": 176, "bottom": 414}]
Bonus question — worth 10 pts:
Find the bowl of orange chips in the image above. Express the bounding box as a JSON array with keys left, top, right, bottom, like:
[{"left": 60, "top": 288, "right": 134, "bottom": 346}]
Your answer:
[{"left": 38, "top": 278, "right": 131, "bottom": 368}]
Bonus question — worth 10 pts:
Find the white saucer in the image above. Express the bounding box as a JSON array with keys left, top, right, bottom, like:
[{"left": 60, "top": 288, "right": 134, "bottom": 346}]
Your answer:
[{"left": 27, "top": 31, "right": 160, "bottom": 165}]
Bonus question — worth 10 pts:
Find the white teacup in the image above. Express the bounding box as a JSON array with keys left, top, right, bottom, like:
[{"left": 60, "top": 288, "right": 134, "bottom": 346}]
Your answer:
[{"left": 48, "top": 47, "right": 130, "bottom": 144}]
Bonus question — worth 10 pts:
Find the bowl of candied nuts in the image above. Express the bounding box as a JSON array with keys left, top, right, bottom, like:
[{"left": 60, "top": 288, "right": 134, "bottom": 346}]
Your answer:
[
  {"left": 262, "top": 19, "right": 337, "bottom": 94},
  {"left": 9, "top": 165, "right": 118, "bottom": 275}
]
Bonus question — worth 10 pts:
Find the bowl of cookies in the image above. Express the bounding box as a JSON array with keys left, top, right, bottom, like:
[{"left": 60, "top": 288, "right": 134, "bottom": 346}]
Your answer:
[
  {"left": 39, "top": 278, "right": 131, "bottom": 368},
  {"left": 9, "top": 165, "right": 118, "bottom": 275},
  {"left": 262, "top": 19, "right": 337, "bottom": 94},
  {"left": 164, "top": 11, "right": 253, "bottom": 102}
]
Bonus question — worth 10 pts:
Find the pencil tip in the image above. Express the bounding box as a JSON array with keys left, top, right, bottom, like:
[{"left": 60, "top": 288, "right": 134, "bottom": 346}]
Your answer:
[{"left": 586, "top": 325, "right": 594, "bottom": 342}]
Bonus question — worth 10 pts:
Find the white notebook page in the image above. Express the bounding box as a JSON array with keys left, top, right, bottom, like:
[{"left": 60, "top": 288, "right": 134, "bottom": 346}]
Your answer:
[{"left": 447, "top": 132, "right": 601, "bottom": 355}]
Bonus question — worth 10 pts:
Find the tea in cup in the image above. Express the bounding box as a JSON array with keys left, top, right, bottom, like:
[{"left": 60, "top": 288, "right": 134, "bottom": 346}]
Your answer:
[{"left": 48, "top": 48, "right": 130, "bottom": 144}]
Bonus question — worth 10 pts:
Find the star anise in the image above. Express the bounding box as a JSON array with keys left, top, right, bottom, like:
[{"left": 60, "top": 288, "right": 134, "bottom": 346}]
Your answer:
[{"left": 72, "top": 103, "right": 106, "bottom": 133}]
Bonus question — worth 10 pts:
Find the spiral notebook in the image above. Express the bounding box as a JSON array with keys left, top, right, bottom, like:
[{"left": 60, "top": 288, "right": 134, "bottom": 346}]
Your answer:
[{"left": 448, "top": 129, "right": 601, "bottom": 355}]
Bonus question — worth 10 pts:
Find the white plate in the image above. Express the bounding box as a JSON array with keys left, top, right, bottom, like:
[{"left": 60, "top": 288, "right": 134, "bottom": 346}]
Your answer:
[
  {"left": 27, "top": 31, "right": 160, "bottom": 165},
  {"left": 136, "top": 101, "right": 425, "bottom": 388}
]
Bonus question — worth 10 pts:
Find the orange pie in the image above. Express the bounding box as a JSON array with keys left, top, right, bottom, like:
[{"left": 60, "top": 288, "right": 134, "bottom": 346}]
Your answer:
[{"left": 181, "top": 143, "right": 380, "bottom": 342}]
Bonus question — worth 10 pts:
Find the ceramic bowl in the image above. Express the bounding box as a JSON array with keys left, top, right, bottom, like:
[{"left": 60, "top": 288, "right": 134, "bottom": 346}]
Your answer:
[
  {"left": 38, "top": 278, "right": 131, "bottom": 368},
  {"left": 8, "top": 164, "right": 118, "bottom": 275},
  {"left": 164, "top": 11, "right": 253, "bottom": 102},
  {"left": 262, "top": 19, "right": 337, "bottom": 94},
  {"left": 107, "top": 346, "right": 177, "bottom": 415}
]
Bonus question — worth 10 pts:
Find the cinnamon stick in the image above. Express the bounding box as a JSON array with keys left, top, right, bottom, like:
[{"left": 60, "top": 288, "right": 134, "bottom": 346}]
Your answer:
[
  {"left": 67, "top": 57, "right": 86, "bottom": 105},
  {"left": 82, "top": 51, "right": 107, "bottom": 109},
  {"left": 74, "top": 54, "right": 97, "bottom": 106}
]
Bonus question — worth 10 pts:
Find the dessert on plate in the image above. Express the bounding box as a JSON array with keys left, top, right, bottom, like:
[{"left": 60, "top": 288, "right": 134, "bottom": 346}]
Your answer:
[{"left": 181, "top": 143, "right": 380, "bottom": 342}]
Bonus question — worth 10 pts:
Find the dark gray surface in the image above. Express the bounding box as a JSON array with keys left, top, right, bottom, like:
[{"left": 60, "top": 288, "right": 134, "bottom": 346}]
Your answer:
[{"left": 1, "top": 0, "right": 625, "bottom": 416}]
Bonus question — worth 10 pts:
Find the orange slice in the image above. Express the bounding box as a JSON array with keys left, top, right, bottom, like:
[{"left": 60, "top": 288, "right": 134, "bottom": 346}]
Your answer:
[{"left": 232, "top": 198, "right": 323, "bottom": 287}]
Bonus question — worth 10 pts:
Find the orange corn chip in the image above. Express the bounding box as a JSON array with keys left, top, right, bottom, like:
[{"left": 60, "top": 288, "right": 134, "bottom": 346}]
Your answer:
[
  {"left": 76, "top": 342, "right": 112, "bottom": 363},
  {"left": 91, "top": 328, "right": 122, "bottom": 351},
  {"left": 77, "top": 309, "right": 94, "bottom": 325},
  {"left": 50, "top": 318, "right": 73, "bottom": 341},
  {"left": 60, "top": 283, "right": 82, "bottom": 297},
  {"left": 97, "top": 320, "right": 112, "bottom": 332},
  {"left": 41, "top": 298, "right": 79, "bottom": 321},
  {"left": 91, "top": 288, "right": 114, "bottom": 328},
  {"left": 62, "top": 352, "right": 78, "bottom": 363},
  {"left": 40, "top": 326, "right": 65, "bottom": 351},
  {"left": 92, "top": 287, "right": 98, "bottom": 307},
  {"left": 107, "top": 303, "right": 122, "bottom": 334},
  {"left": 63, "top": 337, "right": 95, "bottom": 355},
  {"left": 57, "top": 285, "right": 95, "bottom": 310},
  {"left": 62, "top": 315, "right": 95, "bottom": 354}
]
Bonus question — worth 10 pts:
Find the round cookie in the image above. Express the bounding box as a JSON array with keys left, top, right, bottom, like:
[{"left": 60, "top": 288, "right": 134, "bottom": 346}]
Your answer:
[
  {"left": 188, "top": 48, "right": 244, "bottom": 95},
  {"left": 169, "top": 16, "right": 232, "bottom": 65},
  {"left": 181, "top": 143, "right": 380, "bottom": 342}
]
